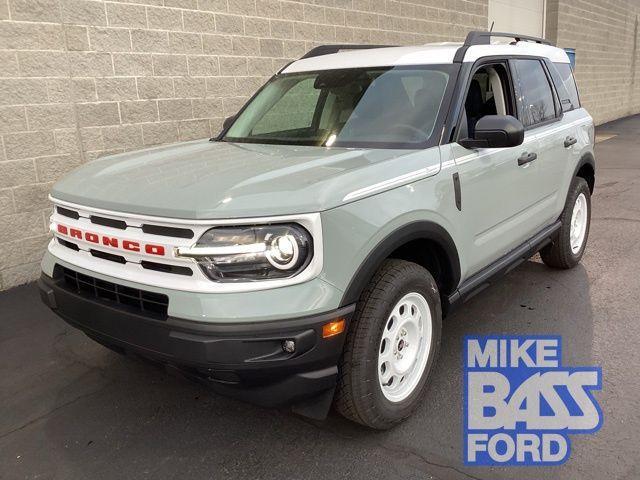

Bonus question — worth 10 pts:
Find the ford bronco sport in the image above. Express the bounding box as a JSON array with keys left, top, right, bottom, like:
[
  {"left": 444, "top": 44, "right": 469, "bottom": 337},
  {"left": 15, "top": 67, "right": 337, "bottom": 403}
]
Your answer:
[{"left": 39, "top": 31, "right": 595, "bottom": 429}]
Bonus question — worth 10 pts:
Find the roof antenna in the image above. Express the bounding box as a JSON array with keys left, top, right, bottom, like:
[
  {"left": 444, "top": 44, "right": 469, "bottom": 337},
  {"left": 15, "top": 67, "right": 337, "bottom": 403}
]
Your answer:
[{"left": 489, "top": 21, "right": 495, "bottom": 32}]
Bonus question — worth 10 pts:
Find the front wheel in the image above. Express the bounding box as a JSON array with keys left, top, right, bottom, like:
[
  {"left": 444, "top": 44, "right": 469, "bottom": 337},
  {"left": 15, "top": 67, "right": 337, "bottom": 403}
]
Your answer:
[
  {"left": 334, "top": 259, "right": 442, "bottom": 429},
  {"left": 541, "top": 177, "right": 591, "bottom": 269}
]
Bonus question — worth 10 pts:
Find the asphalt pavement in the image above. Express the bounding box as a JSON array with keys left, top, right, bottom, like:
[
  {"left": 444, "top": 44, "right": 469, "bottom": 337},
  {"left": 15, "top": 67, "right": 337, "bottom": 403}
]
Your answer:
[{"left": 1, "top": 115, "right": 639, "bottom": 480}]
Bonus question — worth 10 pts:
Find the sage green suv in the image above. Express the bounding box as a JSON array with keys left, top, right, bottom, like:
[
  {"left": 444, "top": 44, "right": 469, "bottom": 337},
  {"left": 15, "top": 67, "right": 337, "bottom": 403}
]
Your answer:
[{"left": 39, "top": 31, "right": 595, "bottom": 429}]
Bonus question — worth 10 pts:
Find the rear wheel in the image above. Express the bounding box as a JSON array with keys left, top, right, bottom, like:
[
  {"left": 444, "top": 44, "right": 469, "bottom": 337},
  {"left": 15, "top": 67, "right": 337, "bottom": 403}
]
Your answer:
[
  {"left": 541, "top": 177, "right": 591, "bottom": 269},
  {"left": 334, "top": 259, "right": 442, "bottom": 429}
]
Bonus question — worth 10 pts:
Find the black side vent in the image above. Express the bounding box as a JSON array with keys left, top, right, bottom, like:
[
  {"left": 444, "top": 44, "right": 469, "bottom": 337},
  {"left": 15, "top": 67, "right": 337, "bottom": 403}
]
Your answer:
[
  {"left": 90, "top": 249, "right": 127, "bottom": 264},
  {"left": 90, "top": 215, "right": 127, "bottom": 230},
  {"left": 57, "top": 206, "right": 80, "bottom": 219},
  {"left": 141, "top": 261, "right": 193, "bottom": 276},
  {"left": 55, "top": 265, "right": 169, "bottom": 319},
  {"left": 142, "top": 224, "right": 194, "bottom": 239},
  {"left": 58, "top": 238, "right": 80, "bottom": 251}
]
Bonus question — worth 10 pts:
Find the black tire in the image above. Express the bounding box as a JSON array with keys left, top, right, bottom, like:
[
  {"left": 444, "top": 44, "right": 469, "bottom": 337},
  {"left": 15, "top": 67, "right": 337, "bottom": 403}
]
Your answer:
[
  {"left": 540, "top": 177, "right": 591, "bottom": 269},
  {"left": 334, "top": 259, "right": 442, "bottom": 429}
]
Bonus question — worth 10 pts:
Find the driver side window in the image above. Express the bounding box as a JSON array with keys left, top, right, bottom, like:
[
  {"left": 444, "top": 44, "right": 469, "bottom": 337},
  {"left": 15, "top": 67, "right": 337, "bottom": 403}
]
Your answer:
[{"left": 460, "top": 63, "right": 513, "bottom": 139}]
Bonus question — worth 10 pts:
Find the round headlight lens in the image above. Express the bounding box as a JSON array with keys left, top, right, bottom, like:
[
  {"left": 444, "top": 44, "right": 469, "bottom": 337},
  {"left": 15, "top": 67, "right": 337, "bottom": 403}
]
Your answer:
[{"left": 266, "top": 234, "right": 299, "bottom": 269}]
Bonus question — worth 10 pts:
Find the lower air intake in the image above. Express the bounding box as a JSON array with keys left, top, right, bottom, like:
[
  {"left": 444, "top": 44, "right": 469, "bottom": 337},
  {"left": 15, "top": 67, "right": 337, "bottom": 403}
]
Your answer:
[{"left": 54, "top": 265, "right": 169, "bottom": 320}]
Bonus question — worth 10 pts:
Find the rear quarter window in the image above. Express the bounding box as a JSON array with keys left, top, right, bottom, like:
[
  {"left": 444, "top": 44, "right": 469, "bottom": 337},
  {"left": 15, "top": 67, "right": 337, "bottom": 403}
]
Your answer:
[{"left": 550, "top": 62, "right": 581, "bottom": 112}]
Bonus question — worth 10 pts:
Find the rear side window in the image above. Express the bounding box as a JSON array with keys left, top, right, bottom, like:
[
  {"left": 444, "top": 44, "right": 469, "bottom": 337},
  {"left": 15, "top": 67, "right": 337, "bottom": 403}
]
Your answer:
[
  {"left": 550, "top": 62, "right": 580, "bottom": 112},
  {"left": 512, "top": 59, "right": 557, "bottom": 127}
]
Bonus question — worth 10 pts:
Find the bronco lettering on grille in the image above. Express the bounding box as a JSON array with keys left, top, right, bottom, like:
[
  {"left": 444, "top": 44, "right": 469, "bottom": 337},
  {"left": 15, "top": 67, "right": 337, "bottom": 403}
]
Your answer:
[{"left": 56, "top": 224, "right": 166, "bottom": 256}]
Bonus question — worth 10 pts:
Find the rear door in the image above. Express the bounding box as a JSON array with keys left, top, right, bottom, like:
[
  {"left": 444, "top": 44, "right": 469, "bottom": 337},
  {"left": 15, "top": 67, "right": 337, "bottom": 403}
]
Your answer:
[
  {"left": 510, "top": 58, "right": 571, "bottom": 227},
  {"left": 545, "top": 60, "right": 588, "bottom": 214}
]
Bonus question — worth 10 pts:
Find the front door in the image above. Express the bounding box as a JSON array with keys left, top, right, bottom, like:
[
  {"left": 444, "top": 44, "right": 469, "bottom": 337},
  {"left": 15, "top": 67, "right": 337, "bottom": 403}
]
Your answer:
[{"left": 449, "top": 61, "right": 546, "bottom": 276}]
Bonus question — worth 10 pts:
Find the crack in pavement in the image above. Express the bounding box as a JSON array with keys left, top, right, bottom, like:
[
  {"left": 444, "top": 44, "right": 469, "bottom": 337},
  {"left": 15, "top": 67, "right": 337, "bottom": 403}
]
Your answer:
[
  {"left": 294, "top": 416, "right": 484, "bottom": 480},
  {"left": 0, "top": 382, "right": 114, "bottom": 440},
  {"left": 380, "top": 442, "right": 486, "bottom": 480}
]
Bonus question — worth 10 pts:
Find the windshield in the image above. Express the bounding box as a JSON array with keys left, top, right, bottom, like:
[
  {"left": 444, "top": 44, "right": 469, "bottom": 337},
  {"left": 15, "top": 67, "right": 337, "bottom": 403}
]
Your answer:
[{"left": 223, "top": 66, "right": 453, "bottom": 149}]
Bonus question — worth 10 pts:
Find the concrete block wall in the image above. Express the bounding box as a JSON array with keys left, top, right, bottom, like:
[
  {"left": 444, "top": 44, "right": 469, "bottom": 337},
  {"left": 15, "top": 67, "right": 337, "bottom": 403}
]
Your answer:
[
  {"left": 0, "top": 0, "right": 488, "bottom": 290},
  {"left": 546, "top": 0, "right": 640, "bottom": 125}
]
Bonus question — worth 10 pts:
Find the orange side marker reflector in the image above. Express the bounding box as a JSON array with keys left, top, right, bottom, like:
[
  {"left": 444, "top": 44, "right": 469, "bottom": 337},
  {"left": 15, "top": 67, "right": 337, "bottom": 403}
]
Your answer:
[{"left": 322, "top": 319, "right": 346, "bottom": 338}]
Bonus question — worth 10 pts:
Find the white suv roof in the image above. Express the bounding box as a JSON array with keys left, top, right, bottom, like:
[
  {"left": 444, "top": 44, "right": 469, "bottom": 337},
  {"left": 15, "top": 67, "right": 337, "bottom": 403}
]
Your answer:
[{"left": 283, "top": 40, "right": 570, "bottom": 74}]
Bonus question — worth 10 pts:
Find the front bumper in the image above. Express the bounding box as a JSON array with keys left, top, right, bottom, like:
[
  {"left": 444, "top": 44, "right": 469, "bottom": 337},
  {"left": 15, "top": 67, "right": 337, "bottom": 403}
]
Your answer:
[{"left": 39, "top": 270, "right": 355, "bottom": 410}]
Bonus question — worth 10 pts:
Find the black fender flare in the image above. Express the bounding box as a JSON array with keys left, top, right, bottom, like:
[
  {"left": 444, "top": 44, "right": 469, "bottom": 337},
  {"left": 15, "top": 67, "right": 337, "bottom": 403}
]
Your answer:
[
  {"left": 573, "top": 152, "right": 596, "bottom": 192},
  {"left": 340, "top": 221, "right": 461, "bottom": 307}
]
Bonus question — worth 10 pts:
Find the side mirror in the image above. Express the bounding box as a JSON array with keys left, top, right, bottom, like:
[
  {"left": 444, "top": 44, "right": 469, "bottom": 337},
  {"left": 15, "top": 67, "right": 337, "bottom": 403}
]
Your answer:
[
  {"left": 459, "top": 115, "right": 524, "bottom": 149},
  {"left": 222, "top": 114, "right": 236, "bottom": 131}
]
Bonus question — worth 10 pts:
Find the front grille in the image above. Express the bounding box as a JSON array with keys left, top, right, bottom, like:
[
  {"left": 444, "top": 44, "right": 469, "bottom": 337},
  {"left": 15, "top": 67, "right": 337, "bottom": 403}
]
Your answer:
[
  {"left": 57, "top": 206, "right": 80, "bottom": 219},
  {"left": 54, "top": 204, "right": 194, "bottom": 239},
  {"left": 58, "top": 238, "right": 79, "bottom": 251},
  {"left": 141, "top": 260, "right": 193, "bottom": 276},
  {"left": 59, "top": 240, "right": 193, "bottom": 277},
  {"left": 90, "top": 215, "right": 127, "bottom": 230},
  {"left": 90, "top": 249, "right": 126, "bottom": 264},
  {"left": 54, "top": 265, "right": 169, "bottom": 320},
  {"left": 142, "top": 224, "right": 194, "bottom": 239}
]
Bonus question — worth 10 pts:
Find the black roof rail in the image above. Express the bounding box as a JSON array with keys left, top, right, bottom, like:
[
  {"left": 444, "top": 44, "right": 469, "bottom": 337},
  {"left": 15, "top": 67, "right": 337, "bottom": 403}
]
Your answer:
[
  {"left": 453, "top": 30, "right": 554, "bottom": 62},
  {"left": 464, "top": 31, "right": 552, "bottom": 46},
  {"left": 300, "top": 44, "right": 394, "bottom": 59}
]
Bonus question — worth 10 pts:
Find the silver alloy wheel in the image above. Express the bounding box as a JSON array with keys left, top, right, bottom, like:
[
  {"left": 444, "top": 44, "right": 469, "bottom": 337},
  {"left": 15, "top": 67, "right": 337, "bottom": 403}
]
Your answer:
[
  {"left": 377, "top": 292, "right": 433, "bottom": 402},
  {"left": 569, "top": 193, "right": 588, "bottom": 254}
]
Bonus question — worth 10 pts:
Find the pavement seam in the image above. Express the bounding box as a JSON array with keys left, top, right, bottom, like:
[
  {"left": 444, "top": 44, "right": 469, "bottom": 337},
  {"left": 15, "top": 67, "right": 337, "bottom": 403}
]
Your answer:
[
  {"left": 294, "top": 415, "right": 484, "bottom": 480},
  {"left": 0, "top": 382, "right": 114, "bottom": 440}
]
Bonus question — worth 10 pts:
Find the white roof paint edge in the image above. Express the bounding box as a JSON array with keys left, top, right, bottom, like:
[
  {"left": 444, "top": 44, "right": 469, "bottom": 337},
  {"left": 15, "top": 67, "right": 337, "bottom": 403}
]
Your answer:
[
  {"left": 282, "top": 41, "right": 570, "bottom": 74},
  {"left": 464, "top": 43, "right": 569, "bottom": 63},
  {"left": 283, "top": 43, "right": 461, "bottom": 73}
]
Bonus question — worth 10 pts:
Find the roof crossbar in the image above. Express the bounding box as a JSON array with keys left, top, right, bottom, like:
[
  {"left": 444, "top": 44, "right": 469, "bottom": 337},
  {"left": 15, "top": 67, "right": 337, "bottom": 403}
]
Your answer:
[{"left": 300, "top": 44, "right": 394, "bottom": 59}]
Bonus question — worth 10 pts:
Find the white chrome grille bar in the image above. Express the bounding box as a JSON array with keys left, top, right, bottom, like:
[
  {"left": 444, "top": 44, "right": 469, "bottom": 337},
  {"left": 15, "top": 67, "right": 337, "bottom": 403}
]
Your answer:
[{"left": 174, "top": 243, "right": 266, "bottom": 258}]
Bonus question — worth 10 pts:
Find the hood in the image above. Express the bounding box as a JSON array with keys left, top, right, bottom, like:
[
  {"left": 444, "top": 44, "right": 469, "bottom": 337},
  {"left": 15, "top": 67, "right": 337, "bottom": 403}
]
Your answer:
[{"left": 51, "top": 140, "right": 440, "bottom": 219}]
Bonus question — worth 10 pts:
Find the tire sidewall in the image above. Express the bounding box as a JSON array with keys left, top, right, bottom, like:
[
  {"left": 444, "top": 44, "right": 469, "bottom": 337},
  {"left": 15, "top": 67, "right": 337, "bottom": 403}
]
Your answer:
[
  {"left": 561, "top": 178, "right": 592, "bottom": 263},
  {"left": 365, "top": 268, "right": 442, "bottom": 421}
]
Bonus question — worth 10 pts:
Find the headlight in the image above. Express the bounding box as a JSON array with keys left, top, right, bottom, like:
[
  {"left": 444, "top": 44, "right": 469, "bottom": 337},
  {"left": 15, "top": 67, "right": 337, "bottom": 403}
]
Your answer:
[{"left": 176, "top": 224, "right": 313, "bottom": 282}]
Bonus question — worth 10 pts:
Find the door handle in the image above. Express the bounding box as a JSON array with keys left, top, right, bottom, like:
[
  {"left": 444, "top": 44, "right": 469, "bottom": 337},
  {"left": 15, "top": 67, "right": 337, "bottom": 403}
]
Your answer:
[
  {"left": 564, "top": 136, "right": 577, "bottom": 148},
  {"left": 517, "top": 152, "right": 537, "bottom": 166}
]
